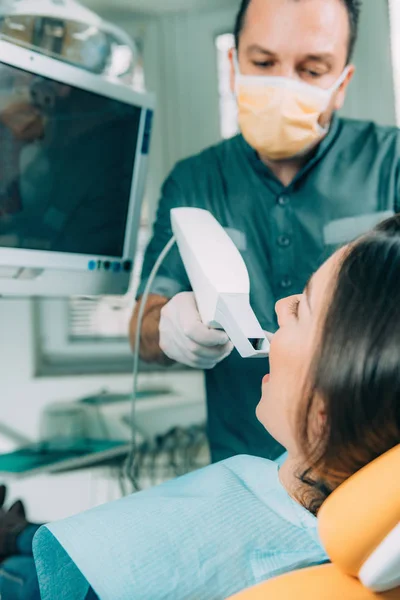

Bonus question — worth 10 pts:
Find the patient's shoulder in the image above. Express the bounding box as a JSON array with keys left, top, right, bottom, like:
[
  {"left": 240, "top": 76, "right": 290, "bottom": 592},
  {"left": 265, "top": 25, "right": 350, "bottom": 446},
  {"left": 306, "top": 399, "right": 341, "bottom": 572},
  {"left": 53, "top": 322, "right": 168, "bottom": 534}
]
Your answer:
[
  {"left": 222, "top": 454, "right": 278, "bottom": 471},
  {"left": 221, "top": 455, "right": 281, "bottom": 492}
]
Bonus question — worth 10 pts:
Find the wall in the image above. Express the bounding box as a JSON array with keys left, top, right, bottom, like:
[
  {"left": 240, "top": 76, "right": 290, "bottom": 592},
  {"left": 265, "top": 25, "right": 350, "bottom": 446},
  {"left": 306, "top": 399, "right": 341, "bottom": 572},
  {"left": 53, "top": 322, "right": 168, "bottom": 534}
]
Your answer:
[{"left": 341, "top": 0, "right": 396, "bottom": 126}]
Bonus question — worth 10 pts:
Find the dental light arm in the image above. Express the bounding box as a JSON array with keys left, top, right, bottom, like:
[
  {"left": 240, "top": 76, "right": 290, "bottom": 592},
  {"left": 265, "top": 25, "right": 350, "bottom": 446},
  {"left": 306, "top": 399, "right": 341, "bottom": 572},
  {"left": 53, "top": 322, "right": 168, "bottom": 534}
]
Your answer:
[{"left": 170, "top": 208, "right": 270, "bottom": 358}]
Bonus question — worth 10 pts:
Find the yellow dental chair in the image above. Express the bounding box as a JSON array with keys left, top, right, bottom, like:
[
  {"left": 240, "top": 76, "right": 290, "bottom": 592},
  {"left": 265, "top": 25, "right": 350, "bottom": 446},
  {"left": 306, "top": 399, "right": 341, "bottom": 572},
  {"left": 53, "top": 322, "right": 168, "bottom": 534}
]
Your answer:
[{"left": 228, "top": 445, "right": 400, "bottom": 600}]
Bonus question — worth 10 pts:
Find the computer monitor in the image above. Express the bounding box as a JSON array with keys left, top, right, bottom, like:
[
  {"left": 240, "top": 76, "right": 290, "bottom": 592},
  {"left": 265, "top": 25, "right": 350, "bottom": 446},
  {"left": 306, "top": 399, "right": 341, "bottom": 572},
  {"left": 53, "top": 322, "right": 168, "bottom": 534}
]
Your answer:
[{"left": 0, "top": 39, "right": 155, "bottom": 297}]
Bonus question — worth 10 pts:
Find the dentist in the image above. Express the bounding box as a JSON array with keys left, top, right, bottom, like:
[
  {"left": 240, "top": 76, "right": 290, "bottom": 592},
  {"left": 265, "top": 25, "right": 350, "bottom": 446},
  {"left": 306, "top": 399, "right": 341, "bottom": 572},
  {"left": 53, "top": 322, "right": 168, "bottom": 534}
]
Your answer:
[{"left": 130, "top": 0, "right": 400, "bottom": 463}]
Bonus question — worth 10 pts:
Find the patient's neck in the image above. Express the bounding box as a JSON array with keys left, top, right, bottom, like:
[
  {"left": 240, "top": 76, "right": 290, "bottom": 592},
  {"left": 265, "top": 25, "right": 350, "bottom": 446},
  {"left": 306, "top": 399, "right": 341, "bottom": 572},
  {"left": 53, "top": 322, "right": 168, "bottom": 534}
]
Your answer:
[{"left": 278, "top": 456, "right": 307, "bottom": 507}]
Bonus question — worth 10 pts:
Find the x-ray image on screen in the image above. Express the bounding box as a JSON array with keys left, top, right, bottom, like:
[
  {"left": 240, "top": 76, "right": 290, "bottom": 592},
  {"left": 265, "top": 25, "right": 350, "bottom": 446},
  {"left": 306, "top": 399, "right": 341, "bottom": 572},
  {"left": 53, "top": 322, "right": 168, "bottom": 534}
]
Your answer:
[{"left": 0, "top": 62, "right": 141, "bottom": 258}]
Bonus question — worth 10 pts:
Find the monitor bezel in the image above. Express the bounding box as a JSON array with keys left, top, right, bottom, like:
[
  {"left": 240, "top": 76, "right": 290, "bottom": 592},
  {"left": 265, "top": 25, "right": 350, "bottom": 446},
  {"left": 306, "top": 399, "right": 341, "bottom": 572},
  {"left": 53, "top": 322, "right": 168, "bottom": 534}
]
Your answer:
[{"left": 0, "top": 39, "right": 155, "bottom": 271}]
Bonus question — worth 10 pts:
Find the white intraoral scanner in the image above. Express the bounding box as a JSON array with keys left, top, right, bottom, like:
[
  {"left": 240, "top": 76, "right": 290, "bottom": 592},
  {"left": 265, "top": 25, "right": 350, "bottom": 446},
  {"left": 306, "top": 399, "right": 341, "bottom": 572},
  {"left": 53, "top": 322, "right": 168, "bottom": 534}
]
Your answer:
[{"left": 171, "top": 207, "right": 270, "bottom": 358}]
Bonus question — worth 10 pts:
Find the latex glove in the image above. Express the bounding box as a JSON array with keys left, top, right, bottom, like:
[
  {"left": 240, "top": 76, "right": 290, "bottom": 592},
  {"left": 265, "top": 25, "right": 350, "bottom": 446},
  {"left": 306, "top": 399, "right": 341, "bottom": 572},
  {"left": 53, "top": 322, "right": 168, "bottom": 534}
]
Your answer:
[{"left": 159, "top": 292, "right": 234, "bottom": 369}]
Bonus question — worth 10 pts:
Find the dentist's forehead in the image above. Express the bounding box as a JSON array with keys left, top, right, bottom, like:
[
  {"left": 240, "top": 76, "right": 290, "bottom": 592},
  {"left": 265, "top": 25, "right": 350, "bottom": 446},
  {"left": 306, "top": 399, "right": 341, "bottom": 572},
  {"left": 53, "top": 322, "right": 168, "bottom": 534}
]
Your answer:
[{"left": 240, "top": 0, "right": 350, "bottom": 61}]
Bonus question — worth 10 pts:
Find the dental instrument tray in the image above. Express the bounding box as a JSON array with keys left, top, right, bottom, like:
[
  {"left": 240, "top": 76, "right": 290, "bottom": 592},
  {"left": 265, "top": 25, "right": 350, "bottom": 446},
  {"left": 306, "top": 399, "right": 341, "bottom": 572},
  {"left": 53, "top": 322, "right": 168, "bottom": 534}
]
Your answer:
[{"left": 0, "top": 438, "right": 130, "bottom": 477}]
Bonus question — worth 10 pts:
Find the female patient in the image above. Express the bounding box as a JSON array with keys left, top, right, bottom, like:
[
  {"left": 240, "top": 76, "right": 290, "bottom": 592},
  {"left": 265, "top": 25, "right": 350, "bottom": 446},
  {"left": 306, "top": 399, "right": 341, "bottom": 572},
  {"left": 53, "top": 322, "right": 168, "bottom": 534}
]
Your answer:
[{"left": 33, "top": 216, "right": 400, "bottom": 600}]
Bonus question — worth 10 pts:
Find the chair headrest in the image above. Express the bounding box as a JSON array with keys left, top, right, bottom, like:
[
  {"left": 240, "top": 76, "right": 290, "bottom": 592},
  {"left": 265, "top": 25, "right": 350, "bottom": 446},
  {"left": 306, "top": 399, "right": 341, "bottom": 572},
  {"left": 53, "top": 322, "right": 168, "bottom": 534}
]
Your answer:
[{"left": 318, "top": 445, "right": 400, "bottom": 592}]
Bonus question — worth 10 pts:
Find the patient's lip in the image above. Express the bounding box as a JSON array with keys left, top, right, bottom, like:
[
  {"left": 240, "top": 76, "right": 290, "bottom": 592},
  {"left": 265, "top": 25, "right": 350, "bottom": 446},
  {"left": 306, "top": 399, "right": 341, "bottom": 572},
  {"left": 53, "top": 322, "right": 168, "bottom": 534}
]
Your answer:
[{"left": 262, "top": 374, "right": 270, "bottom": 384}]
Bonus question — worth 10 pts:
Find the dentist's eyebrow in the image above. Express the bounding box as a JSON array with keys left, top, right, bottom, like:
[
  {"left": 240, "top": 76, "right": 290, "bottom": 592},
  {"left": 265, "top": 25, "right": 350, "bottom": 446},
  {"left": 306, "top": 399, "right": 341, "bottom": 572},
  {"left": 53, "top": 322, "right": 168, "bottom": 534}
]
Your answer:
[
  {"left": 302, "top": 52, "right": 335, "bottom": 64},
  {"left": 246, "top": 46, "right": 277, "bottom": 57}
]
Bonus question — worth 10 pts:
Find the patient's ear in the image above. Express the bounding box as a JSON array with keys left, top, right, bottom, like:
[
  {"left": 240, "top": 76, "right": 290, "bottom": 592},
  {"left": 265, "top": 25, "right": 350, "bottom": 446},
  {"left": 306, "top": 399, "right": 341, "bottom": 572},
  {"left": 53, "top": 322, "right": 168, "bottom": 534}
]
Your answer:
[{"left": 309, "top": 395, "right": 327, "bottom": 440}]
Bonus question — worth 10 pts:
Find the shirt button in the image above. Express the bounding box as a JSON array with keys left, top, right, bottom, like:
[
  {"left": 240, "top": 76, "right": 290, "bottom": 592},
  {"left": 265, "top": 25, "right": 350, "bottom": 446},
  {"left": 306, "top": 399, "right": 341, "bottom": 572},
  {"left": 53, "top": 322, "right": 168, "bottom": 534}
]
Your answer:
[
  {"left": 277, "top": 194, "right": 289, "bottom": 206},
  {"left": 277, "top": 235, "right": 291, "bottom": 247},
  {"left": 280, "top": 277, "right": 292, "bottom": 289}
]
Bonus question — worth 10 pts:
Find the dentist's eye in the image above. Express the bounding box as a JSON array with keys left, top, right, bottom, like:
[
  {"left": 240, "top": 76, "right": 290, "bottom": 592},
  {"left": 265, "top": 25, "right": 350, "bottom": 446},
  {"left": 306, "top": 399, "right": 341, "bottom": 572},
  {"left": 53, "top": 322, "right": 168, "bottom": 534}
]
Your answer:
[
  {"left": 253, "top": 61, "right": 275, "bottom": 69},
  {"left": 304, "top": 69, "right": 321, "bottom": 78}
]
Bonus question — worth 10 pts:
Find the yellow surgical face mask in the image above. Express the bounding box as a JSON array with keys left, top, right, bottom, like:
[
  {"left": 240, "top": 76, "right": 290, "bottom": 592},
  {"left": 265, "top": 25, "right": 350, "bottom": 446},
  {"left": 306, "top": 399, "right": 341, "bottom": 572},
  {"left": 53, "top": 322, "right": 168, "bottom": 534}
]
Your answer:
[{"left": 235, "top": 58, "right": 349, "bottom": 161}]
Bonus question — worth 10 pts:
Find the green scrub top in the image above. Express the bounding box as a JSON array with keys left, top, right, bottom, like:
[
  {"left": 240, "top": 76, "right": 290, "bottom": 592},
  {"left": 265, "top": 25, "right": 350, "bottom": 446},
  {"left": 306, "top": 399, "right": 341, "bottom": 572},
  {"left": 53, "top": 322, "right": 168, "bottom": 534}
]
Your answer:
[{"left": 138, "top": 116, "right": 399, "bottom": 463}]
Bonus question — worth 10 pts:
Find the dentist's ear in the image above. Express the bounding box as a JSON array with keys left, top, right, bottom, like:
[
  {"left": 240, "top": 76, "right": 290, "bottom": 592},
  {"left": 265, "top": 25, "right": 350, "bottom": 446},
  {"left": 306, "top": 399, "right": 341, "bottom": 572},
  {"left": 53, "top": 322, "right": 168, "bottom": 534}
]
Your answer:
[
  {"left": 228, "top": 48, "right": 237, "bottom": 95},
  {"left": 320, "top": 66, "right": 356, "bottom": 128},
  {"left": 333, "top": 65, "right": 355, "bottom": 111}
]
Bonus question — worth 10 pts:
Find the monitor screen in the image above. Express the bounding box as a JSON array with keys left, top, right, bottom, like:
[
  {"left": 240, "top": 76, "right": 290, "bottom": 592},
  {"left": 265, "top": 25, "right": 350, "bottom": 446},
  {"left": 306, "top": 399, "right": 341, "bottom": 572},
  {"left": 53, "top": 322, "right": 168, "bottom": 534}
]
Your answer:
[{"left": 0, "top": 61, "right": 141, "bottom": 258}]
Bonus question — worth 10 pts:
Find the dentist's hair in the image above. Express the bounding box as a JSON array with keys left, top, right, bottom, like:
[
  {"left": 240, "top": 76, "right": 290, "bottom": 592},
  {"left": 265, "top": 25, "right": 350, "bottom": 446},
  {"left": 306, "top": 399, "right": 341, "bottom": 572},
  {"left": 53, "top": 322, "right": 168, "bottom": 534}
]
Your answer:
[
  {"left": 299, "top": 214, "right": 400, "bottom": 514},
  {"left": 234, "top": 0, "right": 362, "bottom": 63}
]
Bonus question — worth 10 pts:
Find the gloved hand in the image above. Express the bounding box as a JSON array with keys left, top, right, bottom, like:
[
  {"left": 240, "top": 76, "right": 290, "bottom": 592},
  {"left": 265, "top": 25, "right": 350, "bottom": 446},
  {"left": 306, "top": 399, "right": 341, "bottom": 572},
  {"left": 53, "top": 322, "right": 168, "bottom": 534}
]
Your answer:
[{"left": 159, "top": 292, "right": 234, "bottom": 369}]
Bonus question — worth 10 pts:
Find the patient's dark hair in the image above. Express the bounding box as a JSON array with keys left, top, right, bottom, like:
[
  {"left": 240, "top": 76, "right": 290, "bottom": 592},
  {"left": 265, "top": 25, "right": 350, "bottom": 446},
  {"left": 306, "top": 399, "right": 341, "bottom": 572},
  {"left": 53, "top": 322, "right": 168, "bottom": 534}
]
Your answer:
[{"left": 299, "top": 214, "right": 400, "bottom": 514}]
